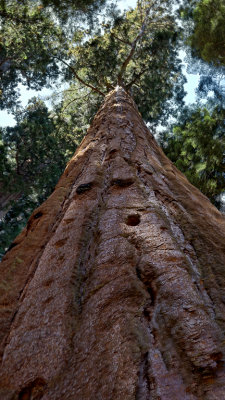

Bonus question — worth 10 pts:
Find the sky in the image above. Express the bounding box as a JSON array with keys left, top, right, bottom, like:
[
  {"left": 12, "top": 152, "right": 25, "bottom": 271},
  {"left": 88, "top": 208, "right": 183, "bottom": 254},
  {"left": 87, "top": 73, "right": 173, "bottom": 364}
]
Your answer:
[{"left": 0, "top": 0, "right": 199, "bottom": 128}]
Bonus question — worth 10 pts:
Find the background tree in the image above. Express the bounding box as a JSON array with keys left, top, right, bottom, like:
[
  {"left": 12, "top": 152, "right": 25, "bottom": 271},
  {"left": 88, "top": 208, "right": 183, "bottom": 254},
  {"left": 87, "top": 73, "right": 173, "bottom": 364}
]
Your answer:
[
  {"left": 189, "top": 0, "right": 225, "bottom": 66},
  {"left": 0, "top": 98, "right": 78, "bottom": 257},
  {"left": 159, "top": 104, "right": 225, "bottom": 207},
  {"left": 161, "top": 0, "right": 225, "bottom": 209},
  {"left": 0, "top": 0, "right": 107, "bottom": 109},
  {"left": 0, "top": 1, "right": 64, "bottom": 109}
]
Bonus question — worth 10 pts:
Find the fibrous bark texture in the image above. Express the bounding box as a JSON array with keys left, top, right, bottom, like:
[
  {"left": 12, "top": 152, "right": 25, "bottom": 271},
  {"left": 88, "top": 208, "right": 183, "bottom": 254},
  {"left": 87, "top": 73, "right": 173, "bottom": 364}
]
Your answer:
[{"left": 0, "top": 87, "right": 225, "bottom": 400}]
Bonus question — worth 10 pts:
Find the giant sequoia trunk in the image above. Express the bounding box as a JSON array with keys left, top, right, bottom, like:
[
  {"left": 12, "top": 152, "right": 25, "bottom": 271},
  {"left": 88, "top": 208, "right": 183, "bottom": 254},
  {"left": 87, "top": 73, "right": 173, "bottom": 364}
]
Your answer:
[{"left": 0, "top": 87, "right": 225, "bottom": 399}]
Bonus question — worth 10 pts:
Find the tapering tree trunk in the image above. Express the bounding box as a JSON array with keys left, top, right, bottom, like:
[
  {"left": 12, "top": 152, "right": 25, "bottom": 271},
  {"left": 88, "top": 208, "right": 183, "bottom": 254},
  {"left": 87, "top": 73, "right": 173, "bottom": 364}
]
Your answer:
[{"left": 0, "top": 87, "right": 225, "bottom": 400}]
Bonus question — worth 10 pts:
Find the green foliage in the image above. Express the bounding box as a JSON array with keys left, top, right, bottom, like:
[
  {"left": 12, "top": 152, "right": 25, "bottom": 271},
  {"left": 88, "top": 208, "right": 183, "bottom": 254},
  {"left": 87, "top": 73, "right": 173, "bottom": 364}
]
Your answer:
[
  {"left": 0, "top": 0, "right": 106, "bottom": 109},
  {"left": 189, "top": 0, "right": 225, "bottom": 66},
  {"left": 67, "top": 0, "right": 185, "bottom": 125},
  {"left": 0, "top": 128, "right": 8, "bottom": 176},
  {"left": 196, "top": 68, "right": 225, "bottom": 108},
  {"left": 0, "top": 97, "right": 80, "bottom": 256},
  {"left": 0, "top": 0, "right": 67, "bottom": 109},
  {"left": 0, "top": 81, "right": 104, "bottom": 257},
  {"left": 54, "top": 83, "right": 102, "bottom": 142},
  {"left": 180, "top": 0, "right": 225, "bottom": 67},
  {"left": 40, "top": 0, "right": 107, "bottom": 22},
  {"left": 159, "top": 105, "right": 225, "bottom": 206},
  {"left": 0, "top": 0, "right": 185, "bottom": 121},
  {"left": 0, "top": 194, "right": 36, "bottom": 257},
  {"left": 3, "top": 99, "right": 65, "bottom": 189},
  {"left": 174, "top": 0, "right": 225, "bottom": 208}
]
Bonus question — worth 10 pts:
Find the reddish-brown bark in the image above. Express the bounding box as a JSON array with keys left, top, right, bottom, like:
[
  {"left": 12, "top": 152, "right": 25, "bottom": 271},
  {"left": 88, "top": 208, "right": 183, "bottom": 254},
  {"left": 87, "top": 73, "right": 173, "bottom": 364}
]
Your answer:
[{"left": 0, "top": 87, "right": 225, "bottom": 399}]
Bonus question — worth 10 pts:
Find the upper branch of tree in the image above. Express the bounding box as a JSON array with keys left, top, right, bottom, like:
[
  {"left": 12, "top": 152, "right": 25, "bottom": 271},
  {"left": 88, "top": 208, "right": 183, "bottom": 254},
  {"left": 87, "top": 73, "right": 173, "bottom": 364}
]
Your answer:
[
  {"left": 61, "top": 91, "right": 91, "bottom": 114},
  {"left": 126, "top": 67, "right": 149, "bottom": 90},
  {"left": 53, "top": 56, "right": 105, "bottom": 96},
  {"left": 111, "top": 33, "right": 132, "bottom": 46},
  {"left": 117, "top": 5, "right": 151, "bottom": 86}
]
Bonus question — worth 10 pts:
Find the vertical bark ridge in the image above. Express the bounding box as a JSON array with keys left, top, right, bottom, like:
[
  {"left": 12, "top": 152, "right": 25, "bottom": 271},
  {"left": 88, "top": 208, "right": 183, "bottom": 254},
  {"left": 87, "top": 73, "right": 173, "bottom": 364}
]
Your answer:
[{"left": 0, "top": 87, "right": 225, "bottom": 399}]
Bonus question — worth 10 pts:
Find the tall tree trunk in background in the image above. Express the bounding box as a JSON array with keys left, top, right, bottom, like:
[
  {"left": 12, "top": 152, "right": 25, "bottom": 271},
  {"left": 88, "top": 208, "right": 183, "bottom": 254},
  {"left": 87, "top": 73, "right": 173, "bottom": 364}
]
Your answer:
[
  {"left": 0, "top": 189, "right": 22, "bottom": 220},
  {"left": 0, "top": 87, "right": 225, "bottom": 400}
]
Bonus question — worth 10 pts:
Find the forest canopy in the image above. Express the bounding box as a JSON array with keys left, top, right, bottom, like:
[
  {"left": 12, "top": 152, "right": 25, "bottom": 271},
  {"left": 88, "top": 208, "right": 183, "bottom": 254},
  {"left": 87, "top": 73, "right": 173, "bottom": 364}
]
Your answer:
[{"left": 0, "top": 0, "right": 224, "bottom": 257}]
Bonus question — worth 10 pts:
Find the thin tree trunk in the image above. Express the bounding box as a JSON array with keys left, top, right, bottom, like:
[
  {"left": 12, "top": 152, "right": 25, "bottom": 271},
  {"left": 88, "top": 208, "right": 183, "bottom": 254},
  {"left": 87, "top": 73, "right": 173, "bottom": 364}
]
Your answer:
[
  {"left": 0, "top": 189, "right": 22, "bottom": 220},
  {"left": 0, "top": 87, "right": 225, "bottom": 399}
]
